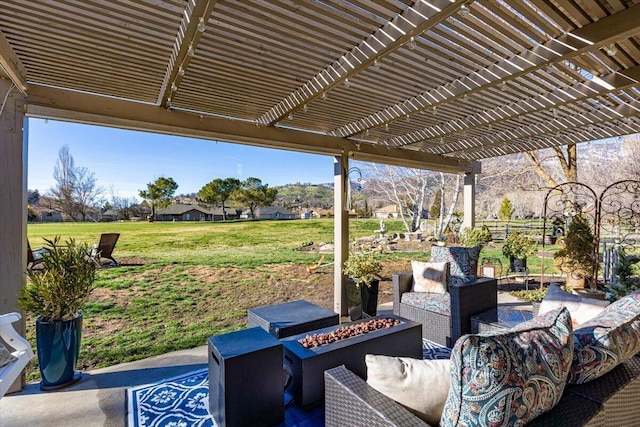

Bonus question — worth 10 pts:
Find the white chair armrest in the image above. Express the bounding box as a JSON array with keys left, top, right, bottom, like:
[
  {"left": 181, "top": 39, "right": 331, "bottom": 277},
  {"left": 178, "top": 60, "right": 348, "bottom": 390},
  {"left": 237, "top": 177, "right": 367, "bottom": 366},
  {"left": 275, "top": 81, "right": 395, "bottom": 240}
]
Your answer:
[
  {"left": 0, "top": 312, "right": 34, "bottom": 398},
  {"left": 0, "top": 313, "right": 34, "bottom": 358}
]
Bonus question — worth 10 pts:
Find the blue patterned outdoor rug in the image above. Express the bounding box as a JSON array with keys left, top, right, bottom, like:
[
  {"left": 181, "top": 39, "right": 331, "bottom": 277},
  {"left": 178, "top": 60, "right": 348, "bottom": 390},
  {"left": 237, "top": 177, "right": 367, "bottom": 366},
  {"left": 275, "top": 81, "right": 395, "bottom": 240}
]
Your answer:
[{"left": 127, "top": 339, "right": 450, "bottom": 427}]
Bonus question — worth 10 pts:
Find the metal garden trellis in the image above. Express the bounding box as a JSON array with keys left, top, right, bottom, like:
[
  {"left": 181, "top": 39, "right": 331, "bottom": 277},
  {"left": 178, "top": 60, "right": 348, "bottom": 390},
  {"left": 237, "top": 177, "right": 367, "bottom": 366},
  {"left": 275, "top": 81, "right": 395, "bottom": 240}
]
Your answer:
[{"left": 540, "top": 180, "right": 640, "bottom": 289}]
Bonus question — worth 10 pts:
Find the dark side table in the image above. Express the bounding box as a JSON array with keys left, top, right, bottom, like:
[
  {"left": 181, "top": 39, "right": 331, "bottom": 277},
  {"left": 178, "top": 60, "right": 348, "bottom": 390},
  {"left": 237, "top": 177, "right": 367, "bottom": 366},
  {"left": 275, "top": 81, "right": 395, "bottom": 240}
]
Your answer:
[
  {"left": 248, "top": 299, "right": 339, "bottom": 339},
  {"left": 208, "top": 327, "right": 283, "bottom": 427},
  {"left": 471, "top": 306, "right": 534, "bottom": 334}
]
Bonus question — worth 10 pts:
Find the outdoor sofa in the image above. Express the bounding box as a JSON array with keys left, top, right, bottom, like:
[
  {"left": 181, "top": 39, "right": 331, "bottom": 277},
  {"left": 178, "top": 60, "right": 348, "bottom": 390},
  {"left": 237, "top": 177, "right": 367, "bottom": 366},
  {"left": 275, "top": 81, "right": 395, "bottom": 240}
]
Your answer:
[
  {"left": 325, "top": 356, "right": 640, "bottom": 426},
  {"left": 326, "top": 291, "right": 640, "bottom": 426}
]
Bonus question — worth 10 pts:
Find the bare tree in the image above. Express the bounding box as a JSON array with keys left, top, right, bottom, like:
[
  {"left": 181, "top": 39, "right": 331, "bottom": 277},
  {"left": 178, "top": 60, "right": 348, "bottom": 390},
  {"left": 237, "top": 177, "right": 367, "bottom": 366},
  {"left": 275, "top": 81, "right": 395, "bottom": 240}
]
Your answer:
[
  {"left": 435, "top": 172, "right": 462, "bottom": 236},
  {"left": 618, "top": 134, "right": 640, "bottom": 181},
  {"left": 109, "top": 187, "right": 138, "bottom": 220},
  {"left": 73, "top": 166, "right": 103, "bottom": 221},
  {"left": 50, "top": 146, "right": 76, "bottom": 218},
  {"left": 363, "top": 163, "right": 462, "bottom": 234},
  {"left": 47, "top": 145, "right": 103, "bottom": 220},
  {"left": 526, "top": 144, "right": 577, "bottom": 188}
]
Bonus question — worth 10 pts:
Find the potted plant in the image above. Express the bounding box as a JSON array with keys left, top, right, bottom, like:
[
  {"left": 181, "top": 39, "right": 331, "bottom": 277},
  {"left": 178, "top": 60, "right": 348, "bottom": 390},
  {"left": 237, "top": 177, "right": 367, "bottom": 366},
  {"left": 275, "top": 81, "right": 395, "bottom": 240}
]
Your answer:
[
  {"left": 511, "top": 287, "right": 548, "bottom": 315},
  {"left": 19, "top": 236, "right": 96, "bottom": 390},
  {"left": 553, "top": 214, "right": 597, "bottom": 290},
  {"left": 502, "top": 231, "right": 538, "bottom": 272},
  {"left": 343, "top": 251, "right": 382, "bottom": 320},
  {"left": 459, "top": 226, "right": 492, "bottom": 249}
]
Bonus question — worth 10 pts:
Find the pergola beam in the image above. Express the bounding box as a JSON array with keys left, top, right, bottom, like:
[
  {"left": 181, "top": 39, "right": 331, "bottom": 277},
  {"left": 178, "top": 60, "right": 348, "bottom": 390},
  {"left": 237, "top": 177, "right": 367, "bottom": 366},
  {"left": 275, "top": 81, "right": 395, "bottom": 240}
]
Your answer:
[
  {"left": 25, "top": 85, "right": 476, "bottom": 174},
  {"left": 256, "top": 0, "right": 472, "bottom": 126},
  {"left": 334, "top": 3, "right": 640, "bottom": 139},
  {"left": 388, "top": 66, "right": 640, "bottom": 148},
  {"left": 157, "top": 0, "right": 218, "bottom": 108},
  {"left": 0, "top": 28, "right": 28, "bottom": 93},
  {"left": 446, "top": 110, "right": 640, "bottom": 160}
]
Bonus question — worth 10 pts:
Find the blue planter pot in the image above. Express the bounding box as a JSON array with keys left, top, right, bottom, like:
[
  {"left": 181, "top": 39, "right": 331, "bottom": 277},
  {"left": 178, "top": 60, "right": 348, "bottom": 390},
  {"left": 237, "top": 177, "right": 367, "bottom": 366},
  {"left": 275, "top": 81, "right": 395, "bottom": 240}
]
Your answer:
[{"left": 36, "top": 313, "right": 83, "bottom": 390}]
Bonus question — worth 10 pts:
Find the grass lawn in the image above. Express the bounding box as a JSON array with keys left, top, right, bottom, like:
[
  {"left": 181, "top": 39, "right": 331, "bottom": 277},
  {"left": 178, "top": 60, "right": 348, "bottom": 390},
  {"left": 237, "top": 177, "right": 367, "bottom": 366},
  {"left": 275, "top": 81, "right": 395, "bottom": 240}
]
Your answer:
[{"left": 23, "top": 218, "right": 556, "bottom": 382}]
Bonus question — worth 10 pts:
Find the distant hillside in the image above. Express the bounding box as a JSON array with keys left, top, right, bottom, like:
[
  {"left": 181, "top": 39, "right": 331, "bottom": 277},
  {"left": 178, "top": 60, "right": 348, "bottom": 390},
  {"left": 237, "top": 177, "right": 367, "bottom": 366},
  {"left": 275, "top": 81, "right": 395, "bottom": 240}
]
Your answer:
[{"left": 274, "top": 183, "right": 334, "bottom": 210}]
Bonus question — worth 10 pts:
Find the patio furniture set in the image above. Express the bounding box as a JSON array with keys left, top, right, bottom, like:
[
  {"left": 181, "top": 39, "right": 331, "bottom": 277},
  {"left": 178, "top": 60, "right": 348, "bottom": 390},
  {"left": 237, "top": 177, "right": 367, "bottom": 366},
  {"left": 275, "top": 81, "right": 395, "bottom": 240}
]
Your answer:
[
  {"left": 325, "top": 283, "right": 640, "bottom": 426},
  {"left": 208, "top": 245, "right": 640, "bottom": 426},
  {"left": 208, "top": 300, "right": 422, "bottom": 426}
]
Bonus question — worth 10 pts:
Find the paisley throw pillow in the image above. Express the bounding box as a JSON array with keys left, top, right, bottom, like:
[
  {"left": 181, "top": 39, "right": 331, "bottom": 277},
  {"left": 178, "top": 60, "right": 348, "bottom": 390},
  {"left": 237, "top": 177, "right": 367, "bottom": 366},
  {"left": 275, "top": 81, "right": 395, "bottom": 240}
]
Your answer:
[
  {"left": 441, "top": 308, "right": 573, "bottom": 426},
  {"left": 430, "top": 245, "right": 480, "bottom": 285}
]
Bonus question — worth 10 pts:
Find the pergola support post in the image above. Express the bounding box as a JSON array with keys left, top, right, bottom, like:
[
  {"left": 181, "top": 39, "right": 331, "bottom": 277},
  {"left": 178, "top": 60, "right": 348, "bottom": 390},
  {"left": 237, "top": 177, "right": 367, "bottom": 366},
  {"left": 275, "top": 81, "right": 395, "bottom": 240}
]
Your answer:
[
  {"left": 333, "top": 156, "right": 349, "bottom": 317},
  {"left": 0, "top": 79, "right": 27, "bottom": 393},
  {"left": 462, "top": 171, "right": 476, "bottom": 230}
]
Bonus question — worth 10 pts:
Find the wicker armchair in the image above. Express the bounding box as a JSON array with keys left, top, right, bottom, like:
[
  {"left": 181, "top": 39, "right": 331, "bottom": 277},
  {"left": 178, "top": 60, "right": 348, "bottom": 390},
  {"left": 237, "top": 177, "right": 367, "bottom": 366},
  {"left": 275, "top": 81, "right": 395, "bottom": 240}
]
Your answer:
[{"left": 393, "top": 272, "right": 497, "bottom": 347}]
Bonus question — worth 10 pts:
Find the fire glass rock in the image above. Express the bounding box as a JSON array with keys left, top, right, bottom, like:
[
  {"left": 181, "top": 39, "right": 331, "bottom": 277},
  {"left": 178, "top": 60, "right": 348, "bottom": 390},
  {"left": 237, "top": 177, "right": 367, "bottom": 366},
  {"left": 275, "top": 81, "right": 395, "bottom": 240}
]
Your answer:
[{"left": 297, "top": 317, "right": 401, "bottom": 349}]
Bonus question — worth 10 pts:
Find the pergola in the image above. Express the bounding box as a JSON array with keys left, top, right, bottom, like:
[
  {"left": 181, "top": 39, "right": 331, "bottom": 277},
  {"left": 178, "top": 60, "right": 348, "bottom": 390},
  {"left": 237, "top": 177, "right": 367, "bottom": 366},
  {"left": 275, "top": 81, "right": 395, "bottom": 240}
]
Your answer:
[{"left": 1, "top": 0, "right": 639, "bottom": 378}]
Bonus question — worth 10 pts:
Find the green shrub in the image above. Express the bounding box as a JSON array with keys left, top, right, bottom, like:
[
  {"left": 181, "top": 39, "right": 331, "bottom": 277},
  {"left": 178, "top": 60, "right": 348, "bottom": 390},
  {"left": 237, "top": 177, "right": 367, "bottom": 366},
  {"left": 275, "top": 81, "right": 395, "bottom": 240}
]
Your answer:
[
  {"left": 343, "top": 251, "right": 382, "bottom": 288},
  {"left": 606, "top": 253, "right": 640, "bottom": 301},
  {"left": 510, "top": 288, "right": 548, "bottom": 302},
  {"left": 502, "top": 231, "right": 538, "bottom": 259},
  {"left": 459, "top": 226, "right": 492, "bottom": 248},
  {"left": 20, "top": 237, "right": 97, "bottom": 321},
  {"left": 498, "top": 197, "right": 514, "bottom": 221}
]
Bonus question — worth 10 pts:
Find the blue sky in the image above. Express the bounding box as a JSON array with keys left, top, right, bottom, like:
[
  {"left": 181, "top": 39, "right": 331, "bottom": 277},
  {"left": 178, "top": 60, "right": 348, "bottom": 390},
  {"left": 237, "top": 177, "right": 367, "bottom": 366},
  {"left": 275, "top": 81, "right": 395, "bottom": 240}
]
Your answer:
[{"left": 27, "top": 119, "right": 335, "bottom": 200}]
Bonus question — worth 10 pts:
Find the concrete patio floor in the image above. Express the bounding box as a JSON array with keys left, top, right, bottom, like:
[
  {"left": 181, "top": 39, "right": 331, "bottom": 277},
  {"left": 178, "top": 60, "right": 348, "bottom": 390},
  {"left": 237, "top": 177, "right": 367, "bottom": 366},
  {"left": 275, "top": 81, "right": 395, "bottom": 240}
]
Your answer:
[{"left": 0, "top": 292, "right": 527, "bottom": 427}]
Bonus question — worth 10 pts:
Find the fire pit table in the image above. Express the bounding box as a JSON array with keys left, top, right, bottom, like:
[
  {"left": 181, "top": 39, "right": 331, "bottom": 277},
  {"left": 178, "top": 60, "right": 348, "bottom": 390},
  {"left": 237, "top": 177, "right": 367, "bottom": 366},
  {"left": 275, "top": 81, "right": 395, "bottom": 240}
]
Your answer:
[
  {"left": 248, "top": 299, "right": 339, "bottom": 339},
  {"left": 281, "top": 315, "right": 422, "bottom": 407}
]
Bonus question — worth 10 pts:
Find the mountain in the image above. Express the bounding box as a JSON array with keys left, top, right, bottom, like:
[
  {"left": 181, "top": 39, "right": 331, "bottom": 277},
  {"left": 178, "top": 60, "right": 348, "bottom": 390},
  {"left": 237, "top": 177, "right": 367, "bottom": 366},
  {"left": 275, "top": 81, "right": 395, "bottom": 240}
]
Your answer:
[{"left": 274, "top": 183, "right": 334, "bottom": 210}]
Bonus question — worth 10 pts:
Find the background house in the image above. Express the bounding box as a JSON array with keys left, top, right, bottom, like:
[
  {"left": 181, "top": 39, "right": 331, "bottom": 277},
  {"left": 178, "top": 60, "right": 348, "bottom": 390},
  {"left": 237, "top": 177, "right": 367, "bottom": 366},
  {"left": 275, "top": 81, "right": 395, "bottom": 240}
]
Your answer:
[
  {"left": 101, "top": 209, "right": 119, "bottom": 222},
  {"left": 157, "top": 204, "right": 238, "bottom": 221},
  {"left": 157, "top": 204, "right": 211, "bottom": 221},
  {"left": 209, "top": 207, "right": 239, "bottom": 221},
  {"left": 240, "top": 206, "right": 296, "bottom": 220},
  {"left": 374, "top": 204, "right": 399, "bottom": 219}
]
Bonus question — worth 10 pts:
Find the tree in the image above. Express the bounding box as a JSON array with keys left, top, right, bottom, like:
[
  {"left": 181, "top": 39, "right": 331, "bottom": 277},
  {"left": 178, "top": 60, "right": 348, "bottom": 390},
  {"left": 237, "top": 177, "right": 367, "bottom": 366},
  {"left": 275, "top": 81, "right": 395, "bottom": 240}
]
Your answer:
[
  {"left": 73, "top": 166, "right": 103, "bottom": 221},
  {"left": 28, "top": 189, "right": 40, "bottom": 205},
  {"left": 366, "top": 165, "right": 431, "bottom": 232},
  {"left": 232, "top": 177, "right": 278, "bottom": 219},
  {"left": 50, "top": 145, "right": 76, "bottom": 218},
  {"left": 365, "top": 164, "right": 462, "bottom": 235},
  {"left": 139, "top": 177, "right": 178, "bottom": 220},
  {"left": 430, "top": 190, "right": 441, "bottom": 219},
  {"left": 526, "top": 144, "right": 577, "bottom": 188},
  {"left": 498, "top": 197, "right": 514, "bottom": 221},
  {"left": 47, "top": 145, "right": 103, "bottom": 220},
  {"left": 198, "top": 177, "right": 241, "bottom": 220},
  {"left": 109, "top": 187, "right": 138, "bottom": 220}
]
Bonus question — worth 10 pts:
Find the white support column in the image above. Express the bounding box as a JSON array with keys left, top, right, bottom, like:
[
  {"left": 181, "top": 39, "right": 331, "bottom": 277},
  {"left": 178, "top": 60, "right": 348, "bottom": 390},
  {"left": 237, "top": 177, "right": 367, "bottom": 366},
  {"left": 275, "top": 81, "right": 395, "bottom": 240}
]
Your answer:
[
  {"left": 462, "top": 171, "right": 476, "bottom": 230},
  {"left": 333, "top": 156, "right": 349, "bottom": 317},
  {"left": 0, "top": 79, "right": 27, "bottom": 393}
]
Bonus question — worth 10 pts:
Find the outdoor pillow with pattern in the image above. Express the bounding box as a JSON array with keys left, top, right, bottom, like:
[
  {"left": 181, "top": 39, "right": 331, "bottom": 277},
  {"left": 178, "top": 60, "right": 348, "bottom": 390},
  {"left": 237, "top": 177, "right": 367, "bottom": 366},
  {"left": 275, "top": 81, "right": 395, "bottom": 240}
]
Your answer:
[
  {"left": 441, "top": 307, "right": 573, "bottom": 427},
  {"left": 570, "top": 290, "right": 640, "bottom": 384},
  {"left": 429, "top": 245, "right": 480, "bottom": 285}
]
